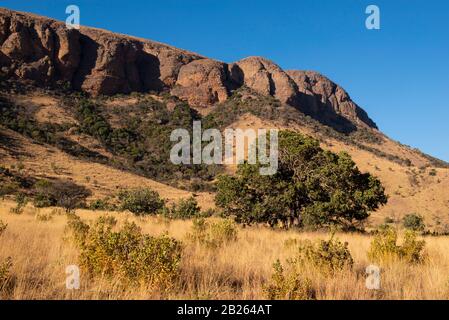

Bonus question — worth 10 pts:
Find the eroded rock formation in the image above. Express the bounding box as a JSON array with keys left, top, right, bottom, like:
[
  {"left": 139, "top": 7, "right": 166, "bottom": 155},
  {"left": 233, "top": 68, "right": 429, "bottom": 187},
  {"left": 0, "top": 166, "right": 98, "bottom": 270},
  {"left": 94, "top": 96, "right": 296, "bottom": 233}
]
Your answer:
[{"left": 0, "top": 7, "right": 377, "bottom": 131}]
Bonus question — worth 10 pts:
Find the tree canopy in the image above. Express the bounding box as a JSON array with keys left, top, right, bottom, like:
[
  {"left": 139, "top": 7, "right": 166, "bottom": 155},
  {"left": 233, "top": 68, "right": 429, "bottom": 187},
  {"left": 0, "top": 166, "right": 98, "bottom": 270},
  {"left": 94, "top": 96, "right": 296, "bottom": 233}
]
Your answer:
[{"left": 215, "top": 130, "right": 388, "bottom": 230}]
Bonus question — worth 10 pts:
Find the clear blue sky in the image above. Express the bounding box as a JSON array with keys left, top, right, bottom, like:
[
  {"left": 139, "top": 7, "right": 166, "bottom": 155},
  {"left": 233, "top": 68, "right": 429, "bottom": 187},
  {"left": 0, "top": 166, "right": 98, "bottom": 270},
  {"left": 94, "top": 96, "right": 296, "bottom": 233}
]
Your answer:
[{"left": 2, "top": 0, "right": 449, "bottom": 160}]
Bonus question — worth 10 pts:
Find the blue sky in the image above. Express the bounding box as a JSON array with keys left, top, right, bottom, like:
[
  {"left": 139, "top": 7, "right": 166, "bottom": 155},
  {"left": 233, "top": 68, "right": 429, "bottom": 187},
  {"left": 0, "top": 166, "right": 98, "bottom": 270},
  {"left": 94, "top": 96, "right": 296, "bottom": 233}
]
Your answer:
[{"left": 2, "top": 0, "right": 449, "bottom": 160}]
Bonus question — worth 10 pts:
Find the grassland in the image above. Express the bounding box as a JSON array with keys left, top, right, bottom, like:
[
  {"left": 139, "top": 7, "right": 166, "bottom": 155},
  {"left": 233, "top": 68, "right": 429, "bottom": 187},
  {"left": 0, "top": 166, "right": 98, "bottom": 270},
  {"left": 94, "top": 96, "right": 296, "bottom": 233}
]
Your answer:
[{"left": 1, "top": 200, "right": 449, "bottom": 300}]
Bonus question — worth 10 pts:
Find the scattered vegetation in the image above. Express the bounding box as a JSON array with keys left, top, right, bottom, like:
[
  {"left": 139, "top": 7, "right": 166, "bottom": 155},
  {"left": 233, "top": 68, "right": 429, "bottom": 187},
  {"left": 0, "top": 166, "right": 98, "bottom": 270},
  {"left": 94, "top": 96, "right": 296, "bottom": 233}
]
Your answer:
[
  {"left": 10, "top": 193, "right": 27, "bottom": 214},
  {"left": 166, "top": 196, "right": 201, "bottom": 220},
  {"left": 368, "top": 227, "right": 426, "bottom": 264},
  {"left": 402, "top": 213, "right": 426, "bottom": 232},
  {"left": 88, "top": 197, "right": 117, "bottom": 211},
  {"left": 66, "top": 214, "right": 182, "bottom": 290},
  {"left": 187, "top": 218, "right": 238, "bottom": 248},
  {"left": 288, "top": 236, "right": 354, "bottom": 275},
  {"left": 0, "top": 257, "right": 12, "bottom": 293},
  {"left": 0, "top": 219, "right": 7, "bottom": 236},
  {"left": 33, "top": 179, "right": 91, "bottom": 212},
  {"left": 71, "top": 96, "right": 220, "bottom": 189},
  {"left": 118, "top": 187, "right": 165, "bottom": 215},
  {"left": 264, "top": 260, "right": 316, "bottom": 300}
]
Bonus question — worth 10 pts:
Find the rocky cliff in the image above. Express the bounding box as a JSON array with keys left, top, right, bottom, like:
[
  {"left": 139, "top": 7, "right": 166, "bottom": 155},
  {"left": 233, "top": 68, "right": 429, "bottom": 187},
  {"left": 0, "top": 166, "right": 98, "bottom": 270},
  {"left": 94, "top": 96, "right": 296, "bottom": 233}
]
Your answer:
[{"left": 0, "top": 7, "right": 377, "bottom": 131}]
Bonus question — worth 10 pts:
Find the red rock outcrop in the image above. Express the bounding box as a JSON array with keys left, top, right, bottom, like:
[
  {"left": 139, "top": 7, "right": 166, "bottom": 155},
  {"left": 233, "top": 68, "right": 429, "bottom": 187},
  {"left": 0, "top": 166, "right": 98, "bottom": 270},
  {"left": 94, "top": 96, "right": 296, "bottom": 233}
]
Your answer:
[
  {"left": 232, "top": 57, "right": 300, "bottom": 106},
  {"left": 0, "top": 7, "right": 377, "bottom": 131},
  {"left": 171, "top": 59, "right": 232, "bottom": 107},
  {"left": 0, "top": 8, "right": 203, "bottom": 95},
  {"left": 287, "top": 70, "right": 377, "bottom": 129}
]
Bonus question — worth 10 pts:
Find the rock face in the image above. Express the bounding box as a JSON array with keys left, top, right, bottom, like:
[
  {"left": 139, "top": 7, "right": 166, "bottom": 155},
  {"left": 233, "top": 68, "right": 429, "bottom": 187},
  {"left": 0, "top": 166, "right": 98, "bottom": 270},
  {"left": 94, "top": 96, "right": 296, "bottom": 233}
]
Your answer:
[
  {"left": 0, "top": 8, "right": 377, "bottom": 131},
  {"left": 287, "top": 70, "right": 377, "bottom": 129},
  {"left": 0, "top": 8, "right": 203, "bottom": 95},
  {"left": 232, "top": 57, "right": 300, "bottom": 106},
  {"left": 171, "top": 59, "right": 233, "bottom": 107}
]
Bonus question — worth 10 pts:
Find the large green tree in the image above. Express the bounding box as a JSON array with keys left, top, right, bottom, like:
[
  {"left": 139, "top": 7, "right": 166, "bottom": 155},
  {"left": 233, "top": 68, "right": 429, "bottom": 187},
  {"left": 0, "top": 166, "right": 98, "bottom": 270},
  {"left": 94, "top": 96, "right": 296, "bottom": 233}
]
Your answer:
[{"left": 215, "top": 131, "right": 388, "bottom": 230}]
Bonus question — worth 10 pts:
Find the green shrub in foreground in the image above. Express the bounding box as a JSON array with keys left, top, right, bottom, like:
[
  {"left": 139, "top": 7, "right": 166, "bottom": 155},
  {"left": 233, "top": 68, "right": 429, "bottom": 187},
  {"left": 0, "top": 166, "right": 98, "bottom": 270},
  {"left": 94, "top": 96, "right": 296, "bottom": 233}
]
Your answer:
[{"left": 66, "top": 214, "right": 182, "bottom": 289}]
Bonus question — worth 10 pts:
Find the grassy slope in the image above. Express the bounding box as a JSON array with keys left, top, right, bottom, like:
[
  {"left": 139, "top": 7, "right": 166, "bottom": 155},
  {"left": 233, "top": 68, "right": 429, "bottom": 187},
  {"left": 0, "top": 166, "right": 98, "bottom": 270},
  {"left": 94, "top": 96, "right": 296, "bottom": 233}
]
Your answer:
[{"left": 1, "top": 91, "right": 449, "bottom": 228}]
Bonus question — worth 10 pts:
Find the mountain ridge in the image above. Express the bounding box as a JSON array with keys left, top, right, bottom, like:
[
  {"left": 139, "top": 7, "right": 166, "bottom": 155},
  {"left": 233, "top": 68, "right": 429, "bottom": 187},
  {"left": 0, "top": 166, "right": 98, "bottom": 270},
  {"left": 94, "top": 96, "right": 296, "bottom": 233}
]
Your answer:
[{"left": 0, "top": 7, "right": 376, "bottom": 133}]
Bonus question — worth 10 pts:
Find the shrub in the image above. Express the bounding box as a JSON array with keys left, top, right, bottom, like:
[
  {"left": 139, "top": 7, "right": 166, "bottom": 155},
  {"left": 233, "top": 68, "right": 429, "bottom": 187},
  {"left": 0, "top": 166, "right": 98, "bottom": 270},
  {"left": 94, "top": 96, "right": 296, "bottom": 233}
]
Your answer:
[
  {"left": 199, "top": 208, "right": 216, "bottom": 218},
  {"left": 0, "top": 257, "right": 12, "bottom": 292},
  {"left": 35, "top": 212, "right": 53, "bottom": 222},
  {"left": 118, "top": 188, "right": 165, "bottom": 215},
  {"left": 401, "top": 231, "right": 427, "bottom": 263},
  {"left": 10, "top": 193, "right": 27, "bottom": 214},
  {"left": 187, "top": 218, "right": 238, "bottom": 248},
  {"left": 289, "top": 236, "right": 353, "bottom": 274},
  {"left": 264, "top": 260, "right": 315, "bottom": 300},
  {"left": 167, "top": 196, "right": 200, "bottom": 219},
  {"left": 66, "top": 215, "right": 182, "bottom": 289},
  {"left": 0, "top": 181, "right": 19, "bottom": 197},
  {"left": 403, "top": 213, "right": 425, "bottom": 232},
  {"left": 88, "top": 198, "right": 116, "bottom": 211},
  {"left": 33, "top": 179, "right": 91, "bottom": 212},
  {"left": 368, "top": 227, "right": 425, "bottom": 264},
  {"left": 0, "top": 220, "right": 7, "bottom": 236},
  {"left": 384, "top": 216, "right": 395, "bottom": 224}
]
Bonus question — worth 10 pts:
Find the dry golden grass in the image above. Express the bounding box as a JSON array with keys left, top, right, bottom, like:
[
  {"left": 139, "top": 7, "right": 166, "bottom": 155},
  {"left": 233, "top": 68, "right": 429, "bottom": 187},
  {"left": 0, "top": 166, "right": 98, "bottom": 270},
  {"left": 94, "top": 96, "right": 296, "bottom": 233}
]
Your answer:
[{"left": 1, "top": 200, "right": 449, "bottom": 300}]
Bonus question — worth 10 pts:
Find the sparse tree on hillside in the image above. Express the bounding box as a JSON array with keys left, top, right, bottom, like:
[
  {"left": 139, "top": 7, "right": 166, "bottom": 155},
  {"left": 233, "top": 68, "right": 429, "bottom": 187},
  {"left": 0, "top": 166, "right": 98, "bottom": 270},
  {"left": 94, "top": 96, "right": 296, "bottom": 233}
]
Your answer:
[{"left": 215, "top": 130, "right": 388, "bottom": 230}]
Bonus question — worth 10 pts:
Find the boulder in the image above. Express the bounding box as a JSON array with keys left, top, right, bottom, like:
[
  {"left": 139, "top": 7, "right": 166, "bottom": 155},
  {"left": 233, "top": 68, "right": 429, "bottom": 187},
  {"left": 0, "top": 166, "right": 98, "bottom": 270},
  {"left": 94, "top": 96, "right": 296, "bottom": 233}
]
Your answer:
[{"left": 171, "top": 59, "right": 230, "bottom": 107}]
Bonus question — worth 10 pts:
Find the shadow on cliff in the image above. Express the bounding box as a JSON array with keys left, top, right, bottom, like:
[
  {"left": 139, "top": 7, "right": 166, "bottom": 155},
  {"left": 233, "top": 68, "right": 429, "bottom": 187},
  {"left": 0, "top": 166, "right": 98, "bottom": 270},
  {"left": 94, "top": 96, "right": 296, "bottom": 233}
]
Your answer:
[
  {"left": 294, "top": 92, "right": 359, "bottom": 134},
  {"left": 72, "top": 34, "right": 99, "bottom": 90},
  {"left": 137, "top": 51, "right": 164, "bottom": 92}
]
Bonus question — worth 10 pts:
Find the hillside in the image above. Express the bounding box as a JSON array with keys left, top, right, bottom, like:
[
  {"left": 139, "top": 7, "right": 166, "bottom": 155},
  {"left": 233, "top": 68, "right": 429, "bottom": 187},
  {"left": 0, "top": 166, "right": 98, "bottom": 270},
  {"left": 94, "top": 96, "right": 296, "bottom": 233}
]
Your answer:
[{"left": 0, "top": 8, "right": 448, "bottom": 230}]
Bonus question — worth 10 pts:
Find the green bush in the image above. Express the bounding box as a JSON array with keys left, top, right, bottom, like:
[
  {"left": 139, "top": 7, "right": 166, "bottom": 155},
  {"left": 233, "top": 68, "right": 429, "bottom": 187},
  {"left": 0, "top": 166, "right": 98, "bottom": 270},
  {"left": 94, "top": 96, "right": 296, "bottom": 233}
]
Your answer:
[
  {"left": 66, "top": 214, "right": 182, "bottom": 289},
  {"left": 368, "top": 227, "right": 425, "bottom": 264},
  {"left": 88, "top": 198, "right": 116, "bottom": 211},
  {"left": 403, "top": 213, "right": 425, "bottom": 232},
  {"left": 187, "top": 218, "right": 238, "bottom": 248},
  {"left": 33, "top": 179, "right": 90, "bottom": 212},
  {"left": 118, "top": 188, "right": 165, "bottom": 215},
  {"left": 167, "top": 196, "right": 201, "bottom": 219},
  {"left": 289, "top": 236, "right": 353, "bottom": 275},
  {"left": 264, "top": 260, "right": 315, "bottom": 300}
]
